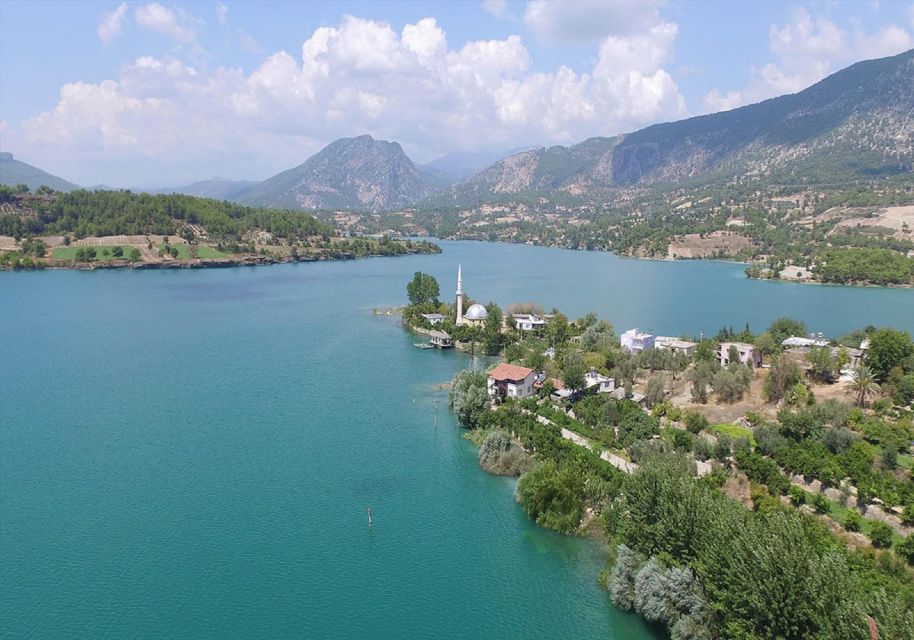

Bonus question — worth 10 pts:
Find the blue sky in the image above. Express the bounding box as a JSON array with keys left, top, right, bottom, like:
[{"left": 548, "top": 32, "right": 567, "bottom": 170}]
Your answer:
[{"left": 1, "top": 0, "right": 912, "bottom": 186}]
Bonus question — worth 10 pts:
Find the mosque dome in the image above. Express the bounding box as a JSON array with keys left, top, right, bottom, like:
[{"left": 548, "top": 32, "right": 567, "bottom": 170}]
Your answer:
[{"left": 465, "top": 303, "right": 488, "bottom": 321}]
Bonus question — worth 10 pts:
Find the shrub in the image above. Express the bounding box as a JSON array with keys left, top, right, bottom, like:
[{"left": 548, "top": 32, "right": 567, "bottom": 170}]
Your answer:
[
  {"left": 684, "top": 411, "right": 709, "bottom": 435},
  {"left": 811, "top": 493, "right": 831, "bottom": 514},
  {"left": 868, "top": 521, "right": 894, "bottom": 548},
  {"left": 844, "top": 510, "right": 862, "bottom": 532}
]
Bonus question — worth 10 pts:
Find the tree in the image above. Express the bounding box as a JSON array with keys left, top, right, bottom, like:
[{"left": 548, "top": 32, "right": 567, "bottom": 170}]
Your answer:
[
  {"left": 448, "top": 370, "right": 489, "bottom": 428},
  {"left": 110, "top": 245, "right": 123, "bottom": 258},
  {"left": 406, "top": 272, "right": 440, "bottom": 307},
  {"left": 545, "top": 312, "right": 569, "bottom": 346},
  {"left": 482, "top": 302, "right": 503, "bottom": 356},
  {"left": 127, "top": 247, "right": 141, "bottom": 262},
  {"left": 609, "top": 544, "right": 641, "bottom": 610},
  {"left": 562, "top": 351, "right": 586, "bottom": 392},
  {"left": 844, "top": 510, "right": 862, "bottom": 532},
  {"left": 868, "top": 521, "right": 894, "bottom": 548},
  {"left": 850, "top": 365, "right": 881, "bottom": 408},
  {"left": 806, "top": 347, "right": 836, "bottom": 383},
  {"left": 684, "top": 411, "right": 709, "bottom": 434},
  {"left": 764, "top": 355, "right": 801, "bottom": 402},
  {"left": 644, "top": 375, "right": 665, "bottom": 408},
  {"left": 516, "top": 460, "right": 584, "bottom": 534},
  {"left": 768, "top": 317, "right": 807, "bottom": 346},
  {"left": 866, "top": 328, "right": 913, "bottom": 382},
  {"left": 897, "top": 534, "right": 914, "bottom": 565}
]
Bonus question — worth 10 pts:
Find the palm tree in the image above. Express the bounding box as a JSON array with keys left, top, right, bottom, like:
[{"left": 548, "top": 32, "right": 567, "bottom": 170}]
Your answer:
[{"left": 850, "top": 365, "right": 880, "bottom": 408}]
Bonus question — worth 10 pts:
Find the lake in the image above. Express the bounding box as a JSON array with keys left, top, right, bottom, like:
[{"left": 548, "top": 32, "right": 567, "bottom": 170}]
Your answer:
[{"left": 1, "top": 241, "right": 911, "bottom": 639}]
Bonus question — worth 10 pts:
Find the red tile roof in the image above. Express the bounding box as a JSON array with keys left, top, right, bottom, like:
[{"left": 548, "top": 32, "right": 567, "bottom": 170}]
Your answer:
[{"left": 487, "top": 363, "right": 535, "bottom": 382}]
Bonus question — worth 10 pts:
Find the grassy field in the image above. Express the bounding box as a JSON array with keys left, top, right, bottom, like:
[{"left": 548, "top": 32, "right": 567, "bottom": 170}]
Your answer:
[
  {"left": 156, "top": 244, "right": 227, "bottom": 259},
  {"left": 711, "top": 422, "right": 755, "bottom": 445},
  {"left": 52, "top": 246, "right": 137, "bottom": 261}
]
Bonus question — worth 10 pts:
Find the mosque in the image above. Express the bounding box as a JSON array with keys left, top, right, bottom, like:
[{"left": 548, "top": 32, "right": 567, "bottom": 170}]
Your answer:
[{"left": 455, "top": 264, "right": 488, "bottom": 327}]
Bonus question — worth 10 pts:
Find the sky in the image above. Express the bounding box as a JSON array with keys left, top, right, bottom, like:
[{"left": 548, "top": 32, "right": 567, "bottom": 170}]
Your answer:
[{"left": 1, "top": 0, "right": 912, "bottom": 187}]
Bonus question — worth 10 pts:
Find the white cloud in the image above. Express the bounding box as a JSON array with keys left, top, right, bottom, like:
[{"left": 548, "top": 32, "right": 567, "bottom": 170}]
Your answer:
[
  {"left": 216, "top": 2, "right": 228, "bottom": 27},
  {"left": 523, "top": 0, "right": 663, "bottom": 44},
  {"left": 237, "top": 29, "right": 262, "bottom": 53},
  {"left": 134, "top": 3, "right": 198, "bottom": 43},
  {"left": 18, "top": 14, "right": 686, "bottom": 184},
  {"left": 97, "top": 2, "right": 128, "bottom": 44},
  {"left": 482, "top": 0, "right": 508, "bottom": 19},
  {"left": 704, "top": 8, "right": 913, "bottom": 112}
]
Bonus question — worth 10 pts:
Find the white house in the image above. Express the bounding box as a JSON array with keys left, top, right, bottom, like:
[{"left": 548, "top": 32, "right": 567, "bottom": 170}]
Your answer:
[
  {"left": 584, "top": 368, "right": 615, "bottom": 393},
  {"left": 718, "top": 341, "right": 762, "bottom": 367},
  {"left": 782, "top": 336, "right": 829, "bottom": 349},
  {"left": 421, "top": 313, "right": 445, "bottom": 326},
  {"left": 621, "top": 328, "right": 655, "bottom": 353},
  {"left": 487, "top": 363, "right": 538, "bottom": 400},
  {"left": 513, "top": 314, "right": 547, "bottom": 332},
  {"left": 655, "top": 336, "right": 699, "bottom": 357}
]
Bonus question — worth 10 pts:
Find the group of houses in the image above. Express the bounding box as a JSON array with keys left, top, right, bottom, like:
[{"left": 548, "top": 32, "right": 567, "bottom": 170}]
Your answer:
[
  {"left": 485, "top": 362, "right": 626, "bottom": 403},
  {"left": 423, "top": 266, "right": 871, "bottom": 403},
  {"left": 419, "top": 265, "right": 548, "bottom": 348}
]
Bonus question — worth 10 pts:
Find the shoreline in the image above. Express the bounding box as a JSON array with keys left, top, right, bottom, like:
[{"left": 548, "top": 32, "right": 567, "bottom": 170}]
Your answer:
[
  {"left": 0, "top": 245, "right": 440, "bottom": 272},
  {"left": 424, "top": 234, "right": 913, "bottom": 289}
]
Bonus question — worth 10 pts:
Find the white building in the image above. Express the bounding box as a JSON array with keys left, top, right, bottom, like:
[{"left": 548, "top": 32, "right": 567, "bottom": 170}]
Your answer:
[
  {"left": 487, "top": 363, "right": 538, "bottom": 400},
  {"left": 421, "top": 313, "right": 445, "bottom": 326},
  {"left": 655, "top": 336, "right": 699, "bottom": 357},
  {"left": 620, "top": 328, "right": 655, "bottom": 353},
  {"left": 513, "top": 314, "right": 547, "bottom": 332},
  {"left": 782, "top": 336, "right": 829, "bottom": 349},
  {"left": 455, "top": 264, "right": 489, "bottom": 327},
  {"left": 584, "top": 368, "right": 615, "bottom": 393},
  {"left": 718, "top": 341, "right": 762, "bottom": 367}
]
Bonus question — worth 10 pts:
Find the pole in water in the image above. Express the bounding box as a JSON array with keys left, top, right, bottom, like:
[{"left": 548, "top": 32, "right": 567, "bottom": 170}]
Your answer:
[
  {"left": 367, "top": 507, "right": 373, "bottom": 528},
  {"left": 433, "top": 398, "right": 440, "bottom": 431}
]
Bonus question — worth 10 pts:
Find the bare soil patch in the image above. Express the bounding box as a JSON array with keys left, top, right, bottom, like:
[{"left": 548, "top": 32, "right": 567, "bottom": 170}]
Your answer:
[{"left": 667, "top": 230, "right": 755, "bottom": 259}]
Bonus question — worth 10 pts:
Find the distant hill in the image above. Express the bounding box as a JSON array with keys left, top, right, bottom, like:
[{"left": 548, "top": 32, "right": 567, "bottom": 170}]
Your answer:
[
  {"left": 420, "top": 148, "right": 529, "bottom": 185},
  {"left": 439, "top": 49, "right": 914, "bottom": 206},
  {"left": 238, "top": 135, "right": 437, "bottom": 211},
  {"left": 149, "top": 178, "right": 258, "bottom": 201},
  {"left": 0, "top": 153, "right": 78, "bottom": 192}
]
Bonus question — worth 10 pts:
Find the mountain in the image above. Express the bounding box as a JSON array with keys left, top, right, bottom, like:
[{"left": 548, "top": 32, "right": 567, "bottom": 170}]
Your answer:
[
  {"left": 150, "top": 178, "right": 258, "bottom": 201},
  {"left": 0, "top": 153, "right": 78, "bottom": 192},
  {"left": 238, "top": 135, "right": 437, "bottom": 211},
  {"left": 442, "top": 49, "right": 914, "bottom": 205},
  {"left": 420, "top": 148, "right": 530, "bottom": 185}
]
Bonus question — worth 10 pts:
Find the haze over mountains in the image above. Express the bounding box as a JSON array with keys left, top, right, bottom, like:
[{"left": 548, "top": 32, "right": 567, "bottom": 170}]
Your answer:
[
  {"left": 3, "top": 49, "right": 912, "bottom": 211},
  {"left": 0, "top": 152, "right": 78, "bottom": 192}
]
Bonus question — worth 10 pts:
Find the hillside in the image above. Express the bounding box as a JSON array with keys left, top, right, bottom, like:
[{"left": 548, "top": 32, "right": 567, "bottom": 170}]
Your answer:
[
  {"left": 150, "top": 178, "right": 258, "bottom": 201},
  {"left": 238, "top": 135, "right": 436, "bottom": 211},
  {"left": 420, "top": 148, "right": 527, "bottom": 185},
  {"left": 0, "top": 153, "right": 78, "bottom": 192},
  {"left": 439, "top": 49, "right": 914, "bottom": 206}
]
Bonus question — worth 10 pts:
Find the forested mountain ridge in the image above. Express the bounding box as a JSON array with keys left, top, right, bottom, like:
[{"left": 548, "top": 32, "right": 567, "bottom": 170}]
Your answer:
[
  {"left": 438, "top": 49, "right": 914, "bottom": 205},
  {"left": 0, "top": 187, "right": 332, "bottom": 240},
  {"left": 238, "top": 135, "right": 436, "bottom": 211}
]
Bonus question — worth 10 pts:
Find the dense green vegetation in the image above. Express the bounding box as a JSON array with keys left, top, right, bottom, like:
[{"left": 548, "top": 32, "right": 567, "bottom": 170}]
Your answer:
[
  {"left": 0, "top": 188, "right": 333, "bottom": 240},
  {"left": 815, "top": 247, "right": 914, "bottom": 285},
  {"left": 433, "top": 299, "right": 914, "bottom": 639}
]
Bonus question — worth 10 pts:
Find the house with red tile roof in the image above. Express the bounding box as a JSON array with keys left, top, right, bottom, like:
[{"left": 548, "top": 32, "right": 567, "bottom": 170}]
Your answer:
[{"left": 487, "top": 363, "right": 537, "bottom": 400}]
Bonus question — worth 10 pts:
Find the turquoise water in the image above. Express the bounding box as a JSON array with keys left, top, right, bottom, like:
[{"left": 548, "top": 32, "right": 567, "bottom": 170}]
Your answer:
[{"left": 1, "top": 241, "right": 911, "bottom": 639}]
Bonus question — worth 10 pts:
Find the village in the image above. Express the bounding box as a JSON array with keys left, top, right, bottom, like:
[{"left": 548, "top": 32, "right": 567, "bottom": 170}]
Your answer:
[{"left": 403, "top": 265, "right": 914, "bottom": 571}]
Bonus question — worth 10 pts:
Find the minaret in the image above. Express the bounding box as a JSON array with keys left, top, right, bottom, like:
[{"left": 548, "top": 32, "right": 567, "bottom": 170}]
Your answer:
[{"left": 456, "top": 264, "right": 464, "bottom": 325}]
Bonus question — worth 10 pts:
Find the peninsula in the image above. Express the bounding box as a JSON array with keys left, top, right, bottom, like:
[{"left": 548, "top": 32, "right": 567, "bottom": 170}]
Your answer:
[
  {"left": 0, "top": 187, "right": 439, "bottom": 270},
  {"left": 402, "top": 268, "right": 914, "bottom": 640}
]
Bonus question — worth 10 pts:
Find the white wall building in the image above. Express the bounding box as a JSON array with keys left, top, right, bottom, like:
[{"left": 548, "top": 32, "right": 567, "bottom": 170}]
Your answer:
[{"left": 620, "top": 329, "right": 655, "bottom": 353}]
